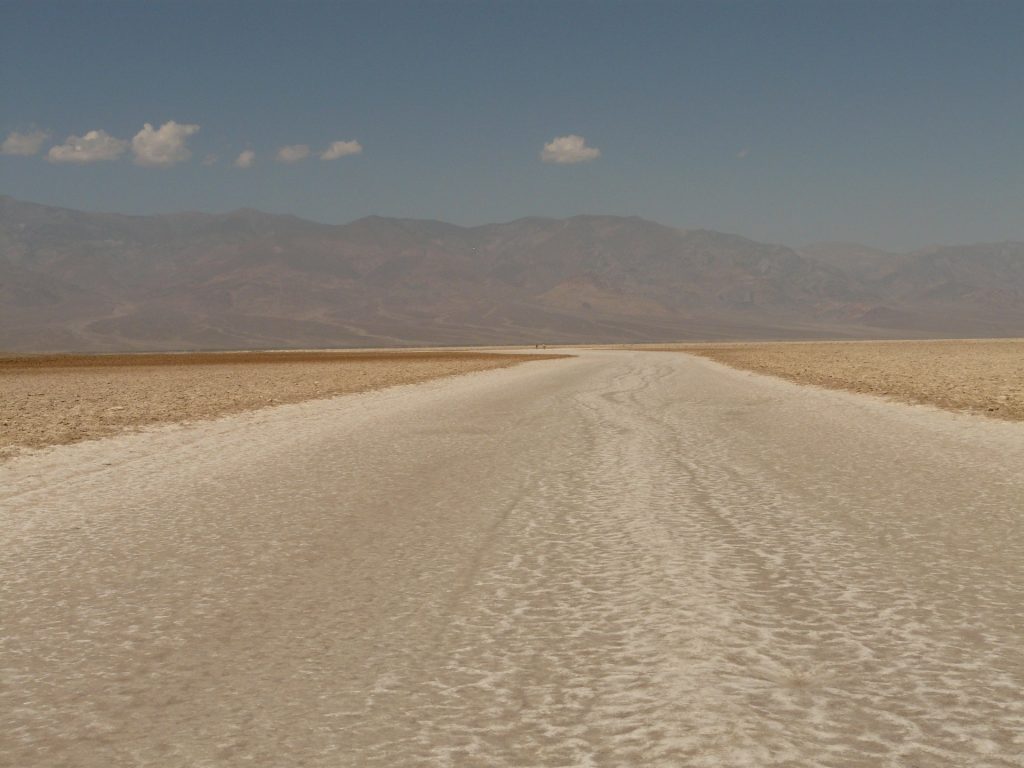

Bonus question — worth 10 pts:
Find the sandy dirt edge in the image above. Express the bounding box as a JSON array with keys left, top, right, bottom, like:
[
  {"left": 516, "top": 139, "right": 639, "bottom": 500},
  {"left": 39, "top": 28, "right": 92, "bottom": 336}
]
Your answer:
[
  {"left": 638, "top": 339, "right": 1024, "bottom": 422},
  {"left": 0, "top": 350, "right": 564, "bottom": 460}
]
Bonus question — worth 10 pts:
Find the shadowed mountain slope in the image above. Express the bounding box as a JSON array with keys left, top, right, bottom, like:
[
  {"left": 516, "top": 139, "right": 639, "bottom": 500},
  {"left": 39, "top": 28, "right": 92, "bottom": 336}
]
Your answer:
[{"left": 2, "top": 196, "right": 1022, "bottom": 351}]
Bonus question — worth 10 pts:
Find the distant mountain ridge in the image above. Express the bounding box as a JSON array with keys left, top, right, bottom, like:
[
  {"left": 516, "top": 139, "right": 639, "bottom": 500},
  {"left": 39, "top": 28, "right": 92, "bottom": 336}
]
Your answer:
[{"left": 2, "top": 195, "right": 1022, "bottom": 351}]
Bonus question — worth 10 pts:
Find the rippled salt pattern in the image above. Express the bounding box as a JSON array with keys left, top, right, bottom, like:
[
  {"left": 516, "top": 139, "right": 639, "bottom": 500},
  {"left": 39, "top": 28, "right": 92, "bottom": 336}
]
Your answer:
[{"left": 2, "top": 351, "right": 1022, "bottom": 766}]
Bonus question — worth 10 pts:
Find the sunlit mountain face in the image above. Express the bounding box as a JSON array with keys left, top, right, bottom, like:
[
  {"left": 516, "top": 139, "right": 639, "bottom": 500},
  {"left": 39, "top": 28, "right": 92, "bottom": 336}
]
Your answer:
[{"left": 2, "top": 196, "right": 1023, "bottom": 352}]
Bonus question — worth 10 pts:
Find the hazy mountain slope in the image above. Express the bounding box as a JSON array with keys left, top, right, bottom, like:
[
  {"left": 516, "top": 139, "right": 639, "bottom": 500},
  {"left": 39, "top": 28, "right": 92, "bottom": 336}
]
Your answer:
[
  {"left": 799, "top": 242, "right": 898, "bottom": 281},
  {"left": 798, "top": 238, "right": 1024, "bottom": 333},
  {"left": 860, "top": 242, "right": 1024, "bottom": 334},
  {"left": 1, "top": 196, "right": 1022, "bottom": 351}
]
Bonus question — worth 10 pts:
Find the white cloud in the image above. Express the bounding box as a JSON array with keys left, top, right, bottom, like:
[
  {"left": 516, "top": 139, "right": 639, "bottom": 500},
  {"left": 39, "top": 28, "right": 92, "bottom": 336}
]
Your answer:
[
  {"left": 276, "top": 144, "right": 310, "bottom": 163},
  {"left": 47, "top": 130, "right": 128, "bottom": 163},
  {"left": 320, "top": 140, "right": 362, "bottom": 160},
  {"left": 234, "top": 149, "right": 255, "bottom": 168},
  {"left": 131, "top": 121, "right": 200, "bottom": 167},
  {"left": 541, "top": 134, "right": 600, "bottom": 164},
  {"left": 2, "top": 129, "right": 49, "bottom": 156}
]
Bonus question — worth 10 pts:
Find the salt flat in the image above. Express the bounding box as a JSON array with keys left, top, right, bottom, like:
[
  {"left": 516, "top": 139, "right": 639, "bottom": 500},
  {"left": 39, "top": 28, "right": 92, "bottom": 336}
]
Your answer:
[
  {"left": 2, "top": 350, "right": 1022, "bottom": 767},
  {"left": 0, "top": 350, "right": 558, "bottom": 459},
  {"left": 656, "top": 339, "right": 1024, "bottom": 422}
]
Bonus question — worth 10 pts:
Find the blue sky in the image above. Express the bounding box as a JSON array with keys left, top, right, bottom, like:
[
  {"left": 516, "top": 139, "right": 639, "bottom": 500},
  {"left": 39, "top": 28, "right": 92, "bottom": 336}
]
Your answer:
[{"left": 2, "top": 0, "right": 1022, "bottom": 249}]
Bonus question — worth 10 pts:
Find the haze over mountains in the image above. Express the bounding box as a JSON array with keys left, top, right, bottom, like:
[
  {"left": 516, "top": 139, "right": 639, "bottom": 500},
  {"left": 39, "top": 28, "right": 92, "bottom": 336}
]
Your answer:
[{"left": 2, "top": 195, "right": 1022, "bottom": 352}]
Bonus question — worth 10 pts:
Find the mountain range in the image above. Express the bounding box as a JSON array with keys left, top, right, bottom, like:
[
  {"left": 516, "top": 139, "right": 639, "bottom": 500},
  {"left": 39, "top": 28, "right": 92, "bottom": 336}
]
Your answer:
[{"left": 2, "top": 195, "right": 1022, "bottom": 352}]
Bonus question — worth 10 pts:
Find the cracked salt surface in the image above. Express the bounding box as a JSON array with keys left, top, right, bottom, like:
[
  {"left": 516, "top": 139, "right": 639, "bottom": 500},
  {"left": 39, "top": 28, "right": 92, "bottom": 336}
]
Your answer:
[{"left": 2, "top": 351, "right": 1023, "bottom": 766}]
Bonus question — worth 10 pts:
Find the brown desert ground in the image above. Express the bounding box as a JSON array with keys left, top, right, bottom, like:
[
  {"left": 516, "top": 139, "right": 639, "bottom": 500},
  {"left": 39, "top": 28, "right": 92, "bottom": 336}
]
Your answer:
[
  {"left": 0, "top": 349, "right": 561, "bottom": 459},
  {"left": 649, "top": 338, "right": 1024, "bottom": 422}
]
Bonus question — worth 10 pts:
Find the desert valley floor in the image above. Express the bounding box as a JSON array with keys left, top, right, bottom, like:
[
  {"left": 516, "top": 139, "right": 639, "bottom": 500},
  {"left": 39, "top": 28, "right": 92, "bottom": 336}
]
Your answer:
[{"left": 2, "top": 347, "right": 1023, "bottom": 767}]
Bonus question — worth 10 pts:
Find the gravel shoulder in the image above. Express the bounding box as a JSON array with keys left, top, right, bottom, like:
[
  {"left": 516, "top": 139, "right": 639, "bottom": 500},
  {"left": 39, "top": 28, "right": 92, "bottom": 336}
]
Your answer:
[
  {"left": 640, "top": 339, "right": 1024, "bottom": 421},
  {"left": 0, "top": 349, "right": 563, "bottom": 460}
]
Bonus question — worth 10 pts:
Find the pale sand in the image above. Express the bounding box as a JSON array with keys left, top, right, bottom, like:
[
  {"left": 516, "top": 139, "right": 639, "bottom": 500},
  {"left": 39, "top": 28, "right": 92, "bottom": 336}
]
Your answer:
[
  {"left": 0, "top": 350, "right": 562, "bottom": 460},
  {"left": 639, "top": 339, "right": 1024, "bottom": 421},
  {"left": 2, "top": 350, "right": 1022, "bottom": 766}
]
